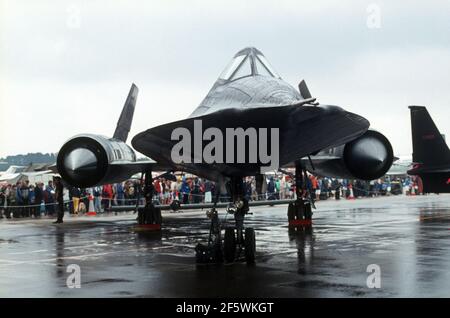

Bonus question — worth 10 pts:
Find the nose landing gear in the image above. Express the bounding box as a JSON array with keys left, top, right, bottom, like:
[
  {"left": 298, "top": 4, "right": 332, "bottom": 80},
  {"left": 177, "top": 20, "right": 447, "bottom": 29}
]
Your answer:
[{"left": 195, "top": 177, "right": 256, "bottom": 265}]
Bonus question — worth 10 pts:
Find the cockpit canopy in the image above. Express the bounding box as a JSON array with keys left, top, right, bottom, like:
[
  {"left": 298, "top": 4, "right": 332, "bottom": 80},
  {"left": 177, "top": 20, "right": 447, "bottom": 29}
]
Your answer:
[{"left": 219, "top": 47, "right": 281, "bottom": 82}]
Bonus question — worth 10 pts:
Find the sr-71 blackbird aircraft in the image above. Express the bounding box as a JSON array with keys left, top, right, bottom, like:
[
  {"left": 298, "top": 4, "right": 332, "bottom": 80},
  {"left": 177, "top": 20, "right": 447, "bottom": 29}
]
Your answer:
[
  {"left": 407, "top": 106, "right": 450, "bottom": 193},
  {"left": 56, "top": 47, "right": 394, "bottom": 263}
]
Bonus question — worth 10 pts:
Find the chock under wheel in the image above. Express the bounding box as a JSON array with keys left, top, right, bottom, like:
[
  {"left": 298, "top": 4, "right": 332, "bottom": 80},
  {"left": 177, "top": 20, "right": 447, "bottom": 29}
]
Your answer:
[
  {"left": 289, "top": 219, "right": 312, "bottom": 227},
  {"left": 133, "top": 223, "right": 162, "bottom": 231}
]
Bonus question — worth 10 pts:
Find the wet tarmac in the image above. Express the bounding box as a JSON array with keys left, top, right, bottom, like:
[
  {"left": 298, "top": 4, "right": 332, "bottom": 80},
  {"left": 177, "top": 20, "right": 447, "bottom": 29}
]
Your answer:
[{"left": 1, "top": 194, "right": 449, "bottom": 298}]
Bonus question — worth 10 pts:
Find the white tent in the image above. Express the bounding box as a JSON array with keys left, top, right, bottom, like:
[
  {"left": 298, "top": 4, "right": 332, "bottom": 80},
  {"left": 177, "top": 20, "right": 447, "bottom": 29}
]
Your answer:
[{"left": 0, "top": 170, "right": 56, "bottom": 184}]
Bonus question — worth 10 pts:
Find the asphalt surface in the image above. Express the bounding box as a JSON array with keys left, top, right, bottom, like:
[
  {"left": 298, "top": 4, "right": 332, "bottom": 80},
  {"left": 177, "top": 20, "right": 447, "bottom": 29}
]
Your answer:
[{"left": 1, "top": 194, "right": 449, "bottom": 298}]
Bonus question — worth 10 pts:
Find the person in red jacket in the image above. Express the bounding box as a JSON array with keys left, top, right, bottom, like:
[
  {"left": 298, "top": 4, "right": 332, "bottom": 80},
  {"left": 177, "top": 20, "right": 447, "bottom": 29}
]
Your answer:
[
  {"left": 153, "top": 179, "right": 162, "bottom": 203},
  {"left": 309, "top": 175, "right": 319, "bottom": 200},
  {"left": 102, "top": 184, "right": 113, "bottom": 211}
]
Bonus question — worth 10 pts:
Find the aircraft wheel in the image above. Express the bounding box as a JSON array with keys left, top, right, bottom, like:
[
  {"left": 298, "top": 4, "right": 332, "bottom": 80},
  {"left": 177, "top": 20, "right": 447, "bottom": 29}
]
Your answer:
[
  {"left": 137, "top": 207, "right": 145, "bottom": 225},
  {"left": 154, "top": 207, "right": 162, "bottom": 224},
  {"left": 305, "top": 204, "right": 312, "bottom": 220},
  {"left": 287, "top": 203, "right": 295, "bottom": 221},
  {"left": 213, "top": 241, "right": 224, "bottom": 263},
  {"left": 224, "top": 228, "right": 236, "bottom": 263},
  {"left": 244, "top": 228, "right": 256, "bottom": 264}
]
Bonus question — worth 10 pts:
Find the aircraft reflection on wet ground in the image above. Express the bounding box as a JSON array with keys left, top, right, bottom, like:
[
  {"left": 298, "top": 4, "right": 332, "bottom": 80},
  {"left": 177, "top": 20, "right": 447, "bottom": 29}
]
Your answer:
[{"left": 0, "top": 194, "right": 449, "bottom": 297}]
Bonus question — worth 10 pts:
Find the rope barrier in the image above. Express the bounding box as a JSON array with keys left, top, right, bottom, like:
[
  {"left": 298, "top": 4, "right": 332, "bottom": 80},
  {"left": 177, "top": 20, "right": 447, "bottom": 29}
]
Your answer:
[
  {"left": 0, "top": 184, "right": 412, "bottom": 210},
  {"left": 0, "top": 191, "right": 294, "bottom": 209},
  {"left": 0, "top": 196, "right": 90, "bottom": 209},
  {"left": 350, "top": 185, "right": 409, "bottom": 195}
]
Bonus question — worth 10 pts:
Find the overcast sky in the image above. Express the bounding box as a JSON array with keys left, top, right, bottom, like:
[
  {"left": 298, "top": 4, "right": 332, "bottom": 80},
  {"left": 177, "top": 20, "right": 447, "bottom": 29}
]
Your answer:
[{"left": 1, "top": 0, "right": 449, "bottom": 159}]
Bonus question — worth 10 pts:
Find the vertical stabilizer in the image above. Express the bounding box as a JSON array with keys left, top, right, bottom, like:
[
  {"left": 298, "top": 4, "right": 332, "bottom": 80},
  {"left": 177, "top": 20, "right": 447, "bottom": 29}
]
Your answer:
[
  {"left": 409, "top": 106, "right": 450, "bottom": 166},
  {"left": 113, "top": 83, "right": 139, "bottom": 142}
]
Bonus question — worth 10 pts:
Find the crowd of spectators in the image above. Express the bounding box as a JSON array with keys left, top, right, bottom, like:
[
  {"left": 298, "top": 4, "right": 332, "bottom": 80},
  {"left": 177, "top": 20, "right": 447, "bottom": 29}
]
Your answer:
[
  {"left": 306, "top": 175, "right": 421, "bottom": 201},
  {"left": 0, "top": 174, "right": 422, "bottom": 219},
  {"left": 0, "top": 180, "right": 57, "bottom": 218}
]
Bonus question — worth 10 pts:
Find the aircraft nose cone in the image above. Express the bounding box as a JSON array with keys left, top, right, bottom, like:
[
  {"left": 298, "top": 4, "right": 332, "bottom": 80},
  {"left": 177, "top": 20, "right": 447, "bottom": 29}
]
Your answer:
[{"left": 64, "top": 148, "right": 98, "bottom": 174}]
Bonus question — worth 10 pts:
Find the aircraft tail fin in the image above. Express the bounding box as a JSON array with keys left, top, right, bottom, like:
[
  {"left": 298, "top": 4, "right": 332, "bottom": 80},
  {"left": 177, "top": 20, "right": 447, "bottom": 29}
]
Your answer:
[
  {"left": 113, "top": 83, "right": 139, "bottom": 142},
  {"left": 409, "top": 106, "right": 450, "bottom": 166}
]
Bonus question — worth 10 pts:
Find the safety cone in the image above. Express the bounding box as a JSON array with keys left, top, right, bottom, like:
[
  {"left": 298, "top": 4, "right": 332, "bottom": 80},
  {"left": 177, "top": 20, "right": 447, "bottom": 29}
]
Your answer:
[
  {"left": 86, "top": 195, "right": 97, "bottom": 216},
  {"left": 347, "top": 184, "right": 355, "bottom": 200},
  {"left": 410, "top": 184, "right": 416, "bottom": 196}
]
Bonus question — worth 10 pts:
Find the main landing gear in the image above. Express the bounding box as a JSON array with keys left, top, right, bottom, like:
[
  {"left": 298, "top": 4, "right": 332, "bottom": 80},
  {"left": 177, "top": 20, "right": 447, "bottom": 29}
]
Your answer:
[
  {"left": 288, "top": 161, "right": 314, "bottom": 229},
  {"left": 195, "top": 177, "right": 256, "bottom": 265},
  {"left": 135, "top": 169, "right": 162, "bottom": 231}
]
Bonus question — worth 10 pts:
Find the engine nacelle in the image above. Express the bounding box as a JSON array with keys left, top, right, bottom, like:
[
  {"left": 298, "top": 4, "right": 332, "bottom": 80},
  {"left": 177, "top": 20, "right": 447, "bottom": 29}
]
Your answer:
[
  {"left": 57, "top": 134, "right": 142, "bottom": 188},
  {"left": 309, "top": 130, "right": 394, "bottom": 180}
]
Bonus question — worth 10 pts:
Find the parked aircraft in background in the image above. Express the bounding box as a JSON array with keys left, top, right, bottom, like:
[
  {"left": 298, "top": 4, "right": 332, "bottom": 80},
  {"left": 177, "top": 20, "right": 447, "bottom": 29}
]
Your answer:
[
  {"left": 386, "top": 155, "right": 412, "bottom": 176},
  {"left": 408, "top": 106, "right": 450, "bottom": 193}
]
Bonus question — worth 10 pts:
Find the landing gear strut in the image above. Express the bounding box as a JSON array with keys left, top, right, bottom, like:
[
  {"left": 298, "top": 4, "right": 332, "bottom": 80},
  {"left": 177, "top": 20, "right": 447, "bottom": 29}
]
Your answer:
[
  {"left": 195, "top": 177, "right": 256, "bottom": 265},
  {"left": 288, "top": 161, "right": 314, "bottom": 228},
  {"left": 136, "top": 169, "right": 162, "bottom": 230}
]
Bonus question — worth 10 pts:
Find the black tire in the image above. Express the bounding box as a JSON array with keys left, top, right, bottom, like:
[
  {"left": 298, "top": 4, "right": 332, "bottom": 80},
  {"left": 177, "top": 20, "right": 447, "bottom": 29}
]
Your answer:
[
  {"left": 154, "top": 207, "right": 162, "bottom": 224},
  {"left": 305, "top": 204, "right": 312, "bottom": 220},
  {"left": 137, "top": 208, "right": 144, "bottom": 225},
  {"left": 295, "top": 201, "right": 305, "bottom": 219},
  {"left": 195, "top": 243, "right": 208, "bottom": 263},
  {"left": 214, "top": 241, "right": 224, "bottom": 263},
  {"left": 287, "top": 203, "right": 295, "bottom": 221},
  {"left": 224, "top": 228, "right": 236, "bottom": 263},
  {"left": 244, "top": 228, "right": 256, "bottom": 264}
]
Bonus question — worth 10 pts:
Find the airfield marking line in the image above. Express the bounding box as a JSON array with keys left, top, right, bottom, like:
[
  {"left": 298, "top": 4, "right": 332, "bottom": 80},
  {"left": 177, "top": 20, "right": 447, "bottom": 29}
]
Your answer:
[
  {"left": 0, "top": 259, "right": 26, "bottom": 264},
  {"left": 0, "top": 245, "right": 175, "bottom": 267},
  {"left": 8, "top": 249, "right": 49, "bottom": 255}
]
